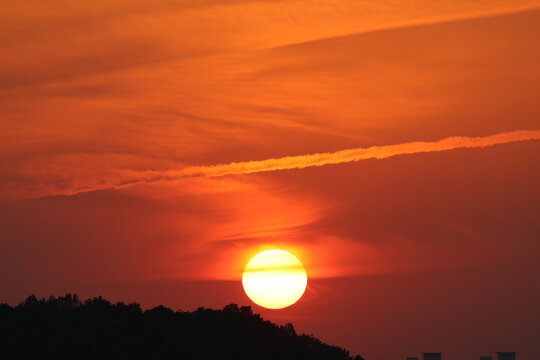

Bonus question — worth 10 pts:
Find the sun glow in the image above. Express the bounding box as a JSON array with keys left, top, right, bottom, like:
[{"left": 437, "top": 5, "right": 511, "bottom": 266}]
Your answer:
[{"left": 242, "top": 249, "right": 308, "bottom": 309}]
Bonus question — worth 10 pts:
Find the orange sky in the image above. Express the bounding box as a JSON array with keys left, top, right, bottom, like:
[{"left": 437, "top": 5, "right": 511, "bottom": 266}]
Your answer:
[{"left": 1, "top": 1, "right": 540, "bottom": 359}]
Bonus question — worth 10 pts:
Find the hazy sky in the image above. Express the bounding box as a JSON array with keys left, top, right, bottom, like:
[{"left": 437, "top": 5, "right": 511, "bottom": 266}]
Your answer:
[{"left": 1, "top": 1, "right": 540, "bottom": 359}]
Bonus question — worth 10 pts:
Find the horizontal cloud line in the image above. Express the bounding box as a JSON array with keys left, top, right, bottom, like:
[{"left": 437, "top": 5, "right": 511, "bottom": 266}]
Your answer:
[
  {"left": 151, "top": 129, "right": 540, "bottom": 179},
  {"left": 48, "top": 129, "right": 540, "bottom": 197}
]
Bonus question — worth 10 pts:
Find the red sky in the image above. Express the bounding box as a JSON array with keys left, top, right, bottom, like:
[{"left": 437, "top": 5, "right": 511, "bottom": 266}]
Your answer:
[{"left": 1, "top": 1, "right": 540, "bottom": 359}]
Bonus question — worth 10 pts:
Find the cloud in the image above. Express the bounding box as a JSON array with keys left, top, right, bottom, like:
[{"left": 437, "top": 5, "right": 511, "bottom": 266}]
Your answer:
[
  {"left": 3, "top": 1, "right": 538, "bottom": 89},
  {"left": 177, "top": 129, "right": 540, "bottom": 177},
  {"left": 38, "top": 129, "right": 539, "bottom": 197}
]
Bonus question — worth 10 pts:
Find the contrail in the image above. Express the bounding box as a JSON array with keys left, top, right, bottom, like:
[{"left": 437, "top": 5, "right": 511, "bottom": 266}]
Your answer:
[
  {"left": 39, "top": 129, "right": 540, "bottom": 197},
  {"left": 135, "top": 129, "right": 540, "bottom": 182}
]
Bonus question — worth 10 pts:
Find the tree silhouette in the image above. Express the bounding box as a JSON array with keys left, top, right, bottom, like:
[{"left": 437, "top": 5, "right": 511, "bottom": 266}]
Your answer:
[{"left": 0, "top": 294, "right": 365, "bottom": 360}]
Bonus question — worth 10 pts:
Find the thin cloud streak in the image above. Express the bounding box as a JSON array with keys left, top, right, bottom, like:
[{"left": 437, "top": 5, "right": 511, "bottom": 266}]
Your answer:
[
  {"left": 23, "top": 129, "right": 538, "bottom": 198},
  {"left": 117, "top": 129, "right": 540, "bottom": 189}
]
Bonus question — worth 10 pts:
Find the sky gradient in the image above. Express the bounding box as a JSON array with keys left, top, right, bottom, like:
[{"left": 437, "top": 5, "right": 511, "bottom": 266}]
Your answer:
[{"left": 1, "top": 1, "right": 540, "bottom": 359}]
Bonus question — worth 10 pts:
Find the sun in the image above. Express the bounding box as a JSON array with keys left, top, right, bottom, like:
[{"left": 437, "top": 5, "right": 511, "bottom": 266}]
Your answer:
[{"left": 242, "top": 249, "right": 308, "bottom": 309}]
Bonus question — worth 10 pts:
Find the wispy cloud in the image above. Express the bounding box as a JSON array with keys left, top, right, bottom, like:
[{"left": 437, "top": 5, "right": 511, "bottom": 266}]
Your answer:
[
  {"left": 176, "top": 129, "right": 540, "bottom": 177},
  {"left": 56, "top": 129, "right": 538, "bottom": 196}
]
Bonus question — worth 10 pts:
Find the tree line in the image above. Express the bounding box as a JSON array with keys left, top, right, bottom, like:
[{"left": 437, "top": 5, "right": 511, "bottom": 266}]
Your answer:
[{"left": 0, "top": 294, "right": 364, "bottom": 360}]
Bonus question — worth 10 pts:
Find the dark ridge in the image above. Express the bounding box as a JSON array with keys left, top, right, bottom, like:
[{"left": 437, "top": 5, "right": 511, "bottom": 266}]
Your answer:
[{"left": 0, "top": 294, "right": 364, "bottom": 360}]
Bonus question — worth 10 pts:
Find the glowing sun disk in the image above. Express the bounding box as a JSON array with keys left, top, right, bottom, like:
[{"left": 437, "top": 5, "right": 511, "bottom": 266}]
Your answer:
[{"left": 242, "top": 249, "right": 307, "bottom": 309}]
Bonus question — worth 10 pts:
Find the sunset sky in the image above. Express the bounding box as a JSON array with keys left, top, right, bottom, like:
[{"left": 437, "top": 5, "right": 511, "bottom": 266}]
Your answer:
[{"left": 1, "top": 1, "right": 540, "bottom": 359}]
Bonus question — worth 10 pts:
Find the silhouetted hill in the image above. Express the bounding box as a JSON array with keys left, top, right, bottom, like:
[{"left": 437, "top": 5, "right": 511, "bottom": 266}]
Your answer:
[{"left": 0, "top": 294, "right": 364, "bottom": 360}]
